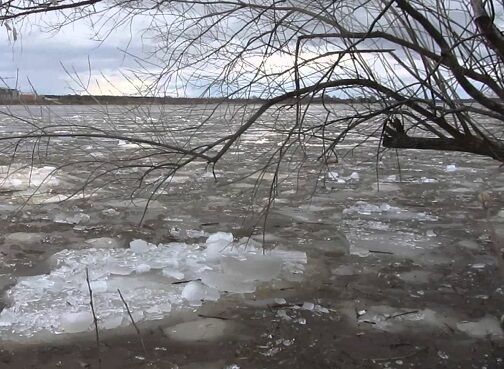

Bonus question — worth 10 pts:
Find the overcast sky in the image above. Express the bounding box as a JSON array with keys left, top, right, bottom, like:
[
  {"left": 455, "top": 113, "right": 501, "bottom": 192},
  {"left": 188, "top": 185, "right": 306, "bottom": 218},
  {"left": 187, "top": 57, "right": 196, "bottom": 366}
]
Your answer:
[{"left": 0, "top": 17, "right": 145, "bottom": 95}]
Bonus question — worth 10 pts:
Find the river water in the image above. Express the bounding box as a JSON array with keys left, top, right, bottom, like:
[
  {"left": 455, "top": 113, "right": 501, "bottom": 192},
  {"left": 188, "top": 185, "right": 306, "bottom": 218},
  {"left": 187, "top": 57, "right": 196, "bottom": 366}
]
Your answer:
[{"left": 0, "top": 104, "right": 503, "bottom": 368}]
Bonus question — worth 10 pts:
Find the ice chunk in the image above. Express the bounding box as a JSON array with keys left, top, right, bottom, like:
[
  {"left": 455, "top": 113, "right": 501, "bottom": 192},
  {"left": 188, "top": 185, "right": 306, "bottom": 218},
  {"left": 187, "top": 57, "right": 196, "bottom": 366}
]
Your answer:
[
  {"left": 99, "top": 314, "right": 124, "bottom": 330},
  {"left": 163, "top": 318, "right": 234, "bottom": 342},
  {"left": 201, "top": 271, "right": 256, "bottom": 293},
  {"left": 5, "top": 232, "right": 45, "bottom": 243},
  {"left": 182, "top": 281, "right": 220, "bottom": 305},
  {"left": 0, "top": 165, "right": 60, "bottom": 191},
  {"left": 0, "top": 235, "right": 308, "bottom": 341},
  {"left": 301, "top": 302, "right": 315, "bottom": 311},
  {"left": 88, "top": 280, "right": 107, "bottom": 293},
  {"left": 0, "top": 309, "right": 17, "bottom": 327},
  {"left": 457, "top": 315, "right": 503, "bottom": 338},
  {"left": 105, "top": 262, "right": 134, "bottom": 276},
  {"left": 102, "top": 208, "right": 119, "bottom": 216},
  {"left": 135, "top": 264, "right": 151, "bottom": 273},
  {"left": 162, "top": 269, "right": 185, "bottom": 280},
  {"left": 205, "top": 232, "right": 234, "bottom": 260},
  {"left": 221, "top": 254, "right": 282, "bottom": 282},
  {"left": 327, "top": 171, "right": 339, "bottom": 180},
  {"left": 85, "top": 237, "right": 123, "bottom": 249},
  {"left": 348, "top": 172, "right": 359, "bottom": 181},
  {"left": 130, "top": 239, "right": 156, "bottom": 253},
  {"left": 54, "top": 212, "right": 90, "bottom": 225},
  {"left": 206, "top": 232, "right": 234, "bottom": 245},
  {"left": 446, "top": 164, "right": 457, "bottom": 172},
  {"left": 60, "top": 312, "right": 93, "bottom": 333}
]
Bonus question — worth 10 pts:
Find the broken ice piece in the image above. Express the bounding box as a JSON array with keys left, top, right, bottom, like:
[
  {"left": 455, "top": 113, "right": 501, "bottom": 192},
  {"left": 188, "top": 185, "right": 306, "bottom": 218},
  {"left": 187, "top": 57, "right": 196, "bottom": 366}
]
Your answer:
[
  {"left": 130, "top": 239, "right": 156, "bottom": 253},
  {"left": 205, "top": 232, "right": 234, "bottom": 260},
  {"left": 182, "top": 281, "right": 220, "bottom": 305},
  {"left": 221, "top": 254, "right": 282, "bottom": 282},
  {"left": 85, "top": 237, "right": 123, "bottom": 249},
  {"left": 162, "top": 269, "right": 184, "bottom": 280},
  {"left": 88, "top": 280, "right": 107, "bottom": 293},
  {"left": 446, "top": 164, "right": 457, "bottom": 172},
  {"left": 105, "top": 262, "right": 134, "bottom": 276},
  {"left": 348, "top": 172, "right": 359, "bottom": 181},
  {"left": 201, "top": 271, "right": 256, "bottom": 293},
  {"left": 426, "top": 230, "right": 436, "bottom": 237},
  {"left": 301, "top": 302, "right": 315, "bottom": 311},
  {"left": 60, "top": 312, "right": 93, "bottom": 333},
  {"left": 135, "top": 264, "right": 151, "bottom": 273},
  {"left": 274, "top": 298, "right": 287, "bottom": 305},
  {"left": 456, "top": 315, "right": 503, "bottom": 338}
]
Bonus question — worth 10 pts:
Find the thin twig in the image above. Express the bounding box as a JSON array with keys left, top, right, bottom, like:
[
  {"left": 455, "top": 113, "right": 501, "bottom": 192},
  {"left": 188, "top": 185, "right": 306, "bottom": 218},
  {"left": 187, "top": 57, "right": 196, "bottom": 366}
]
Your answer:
[
  {"left": 85, "top": 268, "right": 101, "bottom": 369},
  {"left": 117, "top": 288, "right": 148, "bottom": 357}
]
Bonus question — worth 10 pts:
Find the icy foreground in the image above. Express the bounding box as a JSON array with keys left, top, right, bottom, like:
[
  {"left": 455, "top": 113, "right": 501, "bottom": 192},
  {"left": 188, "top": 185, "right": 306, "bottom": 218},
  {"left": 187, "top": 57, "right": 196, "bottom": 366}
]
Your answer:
[{"left": 0, "top": 232, "right": 307, "bottom": 341}]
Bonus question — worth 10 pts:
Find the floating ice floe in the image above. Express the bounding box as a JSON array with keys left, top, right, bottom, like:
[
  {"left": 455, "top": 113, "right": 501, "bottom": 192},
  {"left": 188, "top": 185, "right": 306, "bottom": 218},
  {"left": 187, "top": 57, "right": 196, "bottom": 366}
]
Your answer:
[
  {"left": 327, "top": 171, "right": 359, "bottom": 183},
  {"left": 446, "top": 164, "right": 457, "bottom": 172},
  {"left": 342, "top": 201, "right": 438, "bottom": 221},
  {"left": 54, "top": 212, "right": 90, "bottom": 225},
  {"left": 0, "top": 232, "right": 307, "bottom": 341},
  {"left": 0, "top": 165, "right": 60, "bottom": 191}
]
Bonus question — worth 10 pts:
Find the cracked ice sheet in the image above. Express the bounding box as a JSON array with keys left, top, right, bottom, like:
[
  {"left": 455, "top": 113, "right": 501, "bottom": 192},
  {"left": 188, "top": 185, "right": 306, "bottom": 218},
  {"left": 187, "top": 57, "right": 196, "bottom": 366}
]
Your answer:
[{"left": 0, "top": 233, "right": 307, "bottom": 342}]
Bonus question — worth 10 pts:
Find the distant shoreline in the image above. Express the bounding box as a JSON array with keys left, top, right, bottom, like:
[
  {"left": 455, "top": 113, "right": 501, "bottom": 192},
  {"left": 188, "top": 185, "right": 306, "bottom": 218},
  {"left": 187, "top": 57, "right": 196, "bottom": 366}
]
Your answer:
[
  {"left": 0, "top": 94, "right": 381, "bottom": 105},
  {"left": 0, "top": 94, "right": 478, "bottom": 105}
]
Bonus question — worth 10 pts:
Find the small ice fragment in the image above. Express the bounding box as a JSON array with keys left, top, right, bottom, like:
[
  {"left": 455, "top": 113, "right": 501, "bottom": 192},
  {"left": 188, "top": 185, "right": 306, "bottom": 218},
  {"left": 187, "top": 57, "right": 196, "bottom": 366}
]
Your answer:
[
  {"left": 456, "top": 315, "right": 503, "bottom": 338},
  {"left": 54, "top": 212, "right": 90, "bottom": 225},
  {"left": 89, "top": 280, "right": 107, "bottom": 293},
  {"left": 276, "top": 309, "right": 291, "bottom": 321},
  {"left": 105, "top": 262, "right": 134, "bottom": 276},
  {"left": 357, "top": 309, "right": 367, "bottom": 316},
  {"left": 100, "top": 314, "right": 124, "bottom": 330},
  {"left": 471, "top": 263, "right": 486, "bottom": 269},
  {"left": 201, "top": 271, "right": 256, "bottom": 293},
  {"left": 274, "top": 298, "right": 287, "bottom": 305},
  {"left": 349, "top": 172, "right": 360, "bottom": 181},
  {"left": 379, "top": 203, "right": 392, "bottom": 212},
  {"left": 60, "top": 312, "right": 93, "bottom": 333},
  {"left": 297, "top": 317, "right": 307, "bottom": 325},
  {"left": 162, "top": 269, "right": 185, "bottom": 280},
  {"left": 437, "top": 351, "right": 449, "bottom": 360},
  {"left": 130, "top": 239, "right": 156, "bottom": 253},
  {"left": 5, "top": 232, "right": 45, "bottom": 243},
  {"left": 426, "top": 230, "right": 436, "bottom": 237},
  {"left": 420, "top": 177, "right": 437, "bottom": 183},
  {"left": 446, "top": 164, "right": 457, "bottom": 172},
  {"left": 182, "top": 281, "right": 220, "bottom": 304},
  {"left": 163, "top": 318, "right": 232, "bottom": 342},
  {"left": 314, "top": 305, "right": 330, "bottom": 314},
  {"left": 301, "top": 302, "right": 315, "bottom": 311},
  {"left": 186, "top": 229, "right": 207, "bottom": 238},
  {"left": 221, "top": 254, "right": 282, "bottom": 282},
  {"left": 327, "top": 171, "right": 339, "bottom": 180},
  {"left": 135, "top": 264, "right": 151, "bottom": 273},
  {"left": 102, "top": 208, "right": 119, "bottom": 216},
  {"left": 0, "top": 309, "right": 16, "bottom": 327},
  {"left": 205, "top": 232, "right": 234, "bottom": 260},
  {"left": 85, "top": 237, "right": 122, "bottom": 249},
  {"left": 225, "top": 365, "right": 240, "bottom": 369},
  {"left": 206, "top": 232, "right": 234, "bottom": 245}
]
